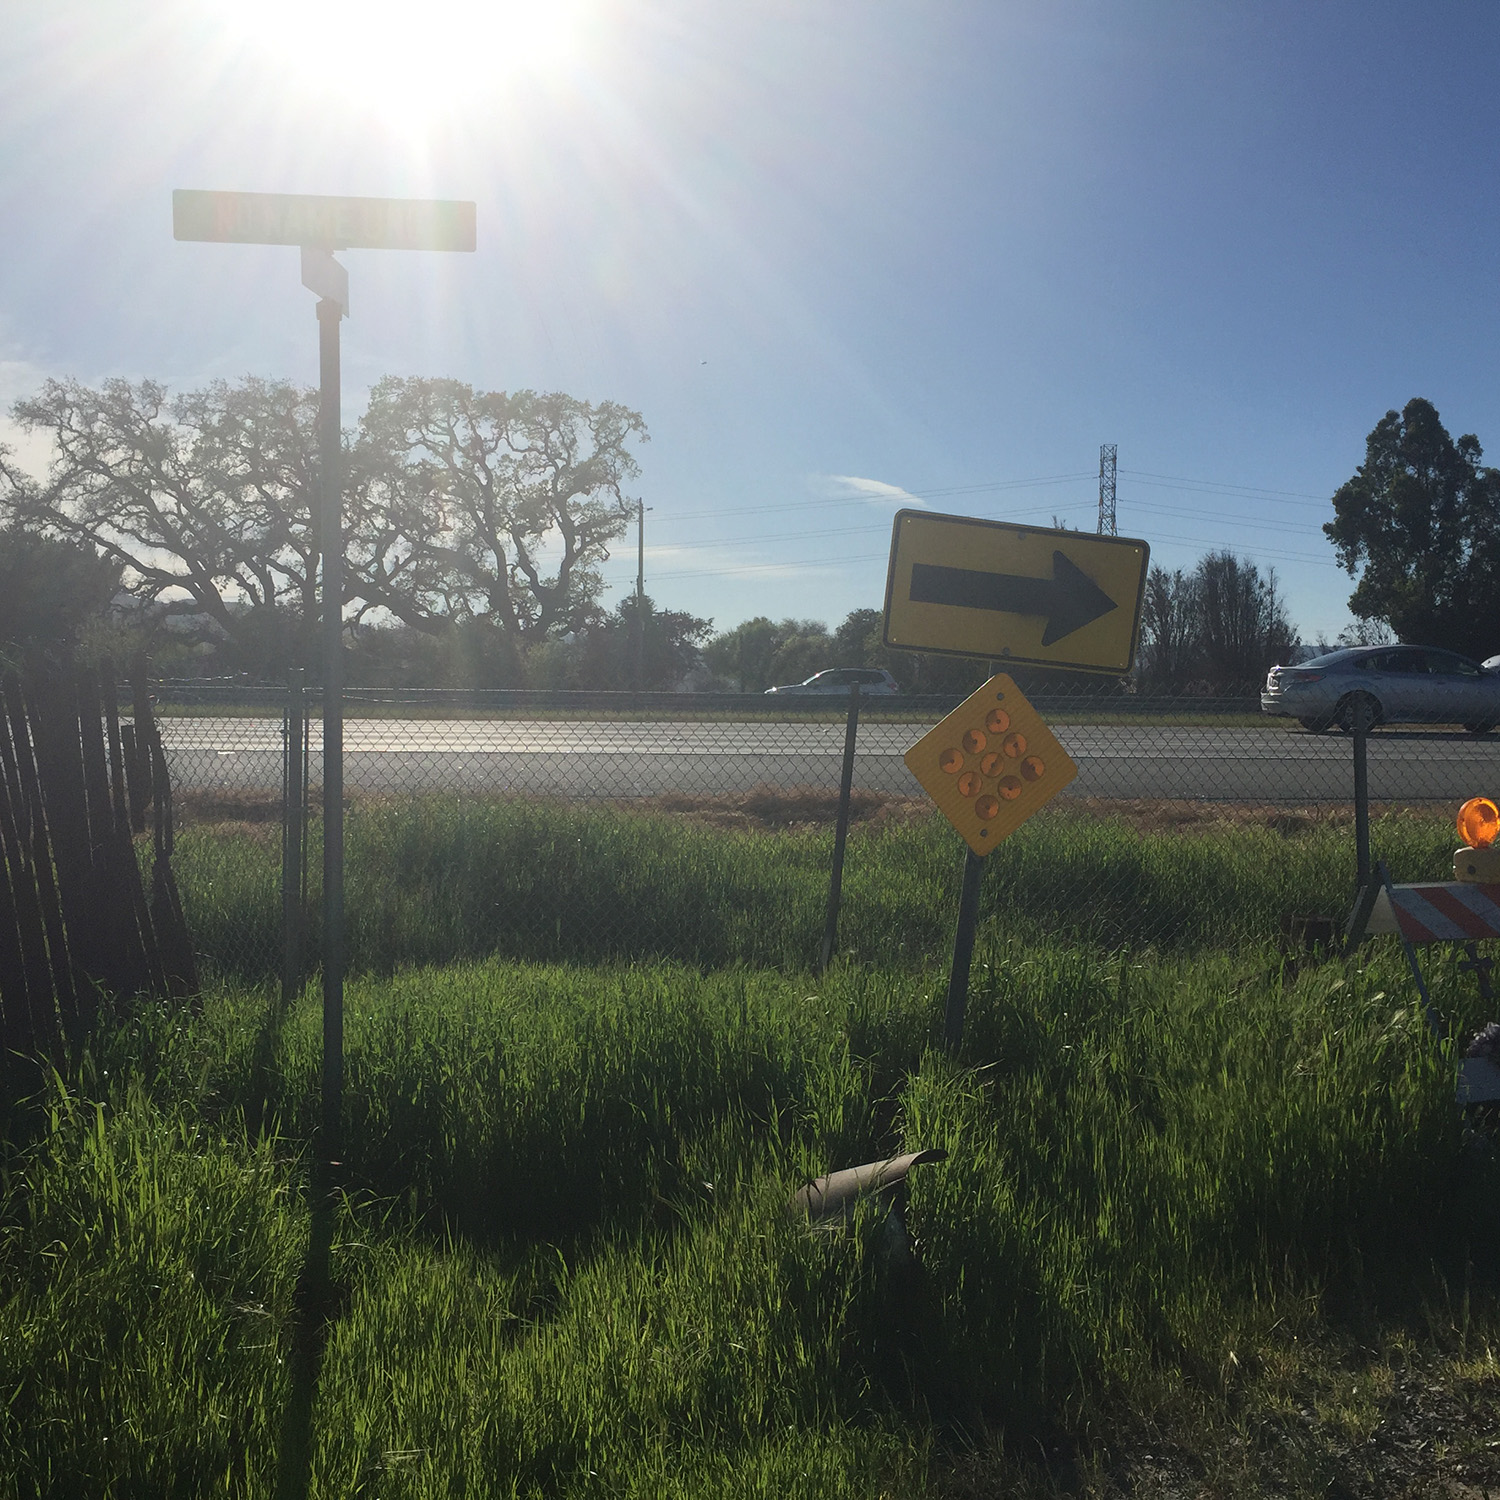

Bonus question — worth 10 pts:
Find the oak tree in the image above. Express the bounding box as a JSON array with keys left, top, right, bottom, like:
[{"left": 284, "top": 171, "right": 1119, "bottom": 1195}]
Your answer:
[{"left": 351, "top": 378, "right": 647, "bottom": 648}]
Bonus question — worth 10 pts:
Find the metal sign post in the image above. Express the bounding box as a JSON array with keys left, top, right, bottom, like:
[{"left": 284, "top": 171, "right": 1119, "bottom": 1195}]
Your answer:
[
  {"left": 173, "top": 188, "right": 475, "bottom": 1168},
  {"left": 944, "top": 848, "right": 986, "bottom": 1049},
  {"left": 281, "top": 668, "right": 306, "bottom": 1006},
  {"left": 316, "top": 294, "right": 344, "bottom": 1162}
]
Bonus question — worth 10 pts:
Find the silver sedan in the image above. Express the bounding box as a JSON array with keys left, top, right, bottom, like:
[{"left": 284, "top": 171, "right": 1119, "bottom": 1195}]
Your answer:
[{"left": 1261, "top": 645, "right": 1500, "bottom": 733}]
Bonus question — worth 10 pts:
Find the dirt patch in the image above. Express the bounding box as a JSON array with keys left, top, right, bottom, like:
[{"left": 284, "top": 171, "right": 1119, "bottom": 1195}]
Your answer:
[
  {"left": 170, "top": 787, "right": 1446, "bottom": 839},
  {"left": 936, "top": 1351, "right": 1500, "bottom": 1499},
  {"left": 175, "top": 789, "right": 287, "bottom": 827},
  {"left": 622, "top": 786, "right": 935, "bottom": 833},
  {"left": 1047, "top": 798, "right": 1437, "bottom": 837}
]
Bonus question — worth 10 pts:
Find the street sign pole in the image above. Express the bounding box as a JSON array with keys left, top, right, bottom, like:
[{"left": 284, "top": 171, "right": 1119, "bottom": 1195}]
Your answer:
[
  {"left": 316, "top": 295, "right": 344, "bottom": 1167},
  {"left": 172, "top": 189, "right": 475, "bottom": 1178}
]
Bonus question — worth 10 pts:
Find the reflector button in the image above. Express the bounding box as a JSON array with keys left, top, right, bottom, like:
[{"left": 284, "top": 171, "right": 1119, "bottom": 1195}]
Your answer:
[
  {"left": 1002, "top": 732, "right": 1027, "bottom": 759},
  {"left": 998, "top": 775, "right": 1022, "bottom": 800},
  {"left": 939, "top": 748, "right": 964, "bottom": 774},
  {"left": 962, "top": 729, "right": 987, "bottom": 754}
]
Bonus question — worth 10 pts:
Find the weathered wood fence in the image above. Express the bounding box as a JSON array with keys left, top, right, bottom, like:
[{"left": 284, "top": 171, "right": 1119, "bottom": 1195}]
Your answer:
[{"left": 0, "top": 667, "right": 196, "bottom": 1108}]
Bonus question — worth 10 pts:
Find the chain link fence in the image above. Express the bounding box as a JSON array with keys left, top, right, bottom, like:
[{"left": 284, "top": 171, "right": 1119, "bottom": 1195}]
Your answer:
[{"left": 154, "top": 682, "right": 1500, "bottom": 983}]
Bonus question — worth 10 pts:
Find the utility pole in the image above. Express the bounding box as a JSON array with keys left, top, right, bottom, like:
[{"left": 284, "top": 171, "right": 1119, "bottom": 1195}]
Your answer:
[
  {"left": 1098, "top": 443, "right": 1117, "bottom": 536},
  {"left": 635, "top": 499, "right": 651, "bottom": 689}
]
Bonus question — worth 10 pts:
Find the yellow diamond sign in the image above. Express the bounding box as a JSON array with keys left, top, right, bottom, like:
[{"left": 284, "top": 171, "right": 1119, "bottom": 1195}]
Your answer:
[{"left": 905, "top": 674, "right": 1077, "bottom": 856}]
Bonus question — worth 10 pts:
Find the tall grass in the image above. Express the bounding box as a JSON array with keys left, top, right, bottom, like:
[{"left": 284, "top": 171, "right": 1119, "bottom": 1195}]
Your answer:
[
  {"left": 173, "top": 798, "right": 1460, "bottom": 981},
  {"left": 5, "top": 920, "right": 1496, "bottom": 1496}
]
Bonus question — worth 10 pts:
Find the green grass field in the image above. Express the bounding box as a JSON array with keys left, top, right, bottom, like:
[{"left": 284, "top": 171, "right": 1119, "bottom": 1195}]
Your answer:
[
  {"left": 2, "top": 804, "right": 1498, "bottom": 1497},
  {"left": 177, "top": 795, "right": 1462, "bottom": 981}
]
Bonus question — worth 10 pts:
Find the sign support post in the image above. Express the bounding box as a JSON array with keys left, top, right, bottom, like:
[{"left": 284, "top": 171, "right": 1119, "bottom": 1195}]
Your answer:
[
  {"left": 281, "top": 667, "right": 306, "bottom": 1006},
  {"left": 316, "top": 294, "right": 344, "bottom": 1165},
  {"left": 172, "top": 188, "right": 476, "bottom": 1174},
  {"left": 944, "top": 848, "right": 986, "bottom": 1050}
]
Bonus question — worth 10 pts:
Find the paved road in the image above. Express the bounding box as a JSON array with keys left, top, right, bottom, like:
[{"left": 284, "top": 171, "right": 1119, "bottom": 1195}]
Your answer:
[{"left": 158, "top": 717, "right": 1500, "bottom": 803}]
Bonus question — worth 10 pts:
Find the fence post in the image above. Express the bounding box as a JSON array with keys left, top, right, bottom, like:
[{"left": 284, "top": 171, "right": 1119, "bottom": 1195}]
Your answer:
[
  {"left": 817, "top": 683, "right": 861, "bottom": 974},
  {"left": 282, "top": 668, "right": 306, "bottom": 1005},
  {"left": 1352, "top": 696, "right": 1371, "bottom": 890}
]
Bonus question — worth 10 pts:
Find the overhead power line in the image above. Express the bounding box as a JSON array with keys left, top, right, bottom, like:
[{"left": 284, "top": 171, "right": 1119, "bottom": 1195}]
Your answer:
[{"left": 1119, "top": 468, "right": 1327, "bottom": 503}]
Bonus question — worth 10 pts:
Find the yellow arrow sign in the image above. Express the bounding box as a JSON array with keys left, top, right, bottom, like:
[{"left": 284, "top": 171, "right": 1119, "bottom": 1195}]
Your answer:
[{"left": 882, "top": 510, "right": 1150, "bottom": 673}]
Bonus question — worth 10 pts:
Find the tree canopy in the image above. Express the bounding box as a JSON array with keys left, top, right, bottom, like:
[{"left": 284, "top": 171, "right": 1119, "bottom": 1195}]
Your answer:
[
  {"left": 1324, "top": 397, "right": 1500, "bottom": 660},
  {"left": 1136, "top": 551, "right": 1298, "bottom": 690},
  {"left": 701, "top": 617, "right": 834, "bottom": 693},
  {"left": 0, "top": 517, "right": 122, "bottom": 667},
  {"left": 352, "top": 378, "right": 647, "bottom": 646},
  {"left": 4, "top": 374, "right": 649, "bottom": 681}
]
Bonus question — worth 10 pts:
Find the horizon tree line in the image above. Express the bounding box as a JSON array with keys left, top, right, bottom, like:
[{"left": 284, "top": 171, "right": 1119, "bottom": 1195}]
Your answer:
[{"left": 4, "top": 377, "right": 1488, "bottom": 690}]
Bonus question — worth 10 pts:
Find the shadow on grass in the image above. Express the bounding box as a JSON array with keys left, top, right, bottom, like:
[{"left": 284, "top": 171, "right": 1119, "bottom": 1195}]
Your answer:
[{"left": 275, "top": 1166, "right": 342, "bottom": 1500}]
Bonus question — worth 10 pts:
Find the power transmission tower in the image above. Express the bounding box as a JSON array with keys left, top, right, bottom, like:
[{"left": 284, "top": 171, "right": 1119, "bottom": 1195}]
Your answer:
[{"left": 1097, "top": 443, "right": 1117, "bottom": 536}]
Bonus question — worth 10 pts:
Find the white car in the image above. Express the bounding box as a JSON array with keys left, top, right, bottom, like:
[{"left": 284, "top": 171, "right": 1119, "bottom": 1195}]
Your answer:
[
  {"left": 1262, "top": 645, "right": 1500, "bottom": 732},
  {"left": 764, "top": 667, "right": 900, "bottom": 696}
]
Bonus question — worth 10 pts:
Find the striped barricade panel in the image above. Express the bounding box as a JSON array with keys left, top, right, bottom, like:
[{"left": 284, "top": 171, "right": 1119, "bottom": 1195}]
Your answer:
[{"left": 1366, "top": 883, "right": 1500, "bottom": 945}]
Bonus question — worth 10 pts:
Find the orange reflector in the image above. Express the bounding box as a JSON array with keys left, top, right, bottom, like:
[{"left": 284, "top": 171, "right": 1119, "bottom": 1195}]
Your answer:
[
  {"left": 975, "top": 794, "right": 1000, "bottom": 820},
  {"left": 998, "top": 775, "right": 1022, "bottom": 800},
  {"left": 979, "top": 751, "right": 1002, "bottom": 776},
  {"left": 962, "top": 728, "right": 986, "bottom": 754},
  {"left": 1002, "top": 732, "right": 1027, "bottom": 759},
  {"left": 957, "top": 771, "right": 982, "bottom": 797},
  {"left": 1020, "top": 755, "right": 1045, "bottom": 781},
  {"left": 939, "top": 747, "right": 964, "bottom": 774},
  {"left": 985, "top": 708, "right": 1011, "bottom": 734},
  {"left": 1458, "top": 796, "right": 1500, "bottom": 849}
]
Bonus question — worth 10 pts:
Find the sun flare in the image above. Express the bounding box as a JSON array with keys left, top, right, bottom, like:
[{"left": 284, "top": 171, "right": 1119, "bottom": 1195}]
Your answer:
[{"left": 217, "top": 0, "right": 588, "bottom": 126}]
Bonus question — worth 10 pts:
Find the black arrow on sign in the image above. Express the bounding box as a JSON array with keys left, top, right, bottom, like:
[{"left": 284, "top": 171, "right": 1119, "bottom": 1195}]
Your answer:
[{"left": 908, "top": 552, "right": 1117, "bottom": 645}]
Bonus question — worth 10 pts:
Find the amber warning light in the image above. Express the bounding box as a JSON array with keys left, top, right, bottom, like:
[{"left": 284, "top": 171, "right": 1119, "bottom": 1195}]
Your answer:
[
  {"left": 904, "top": 674, "right": 1077, "bottom": 856},
  {"left": 1454, "top": 796, "right": 1500, "bottom": 883},
  {"left": 1458, "top": 797, "right": 1499, "bottom": 849}
]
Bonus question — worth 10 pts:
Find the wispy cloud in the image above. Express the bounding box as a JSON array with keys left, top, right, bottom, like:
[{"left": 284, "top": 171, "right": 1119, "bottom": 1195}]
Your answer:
[
  {"left": 641, "top": 544, "right": 836, "bottom": 582},
  {"left": 822, "top": 474, "right": 925, "bottom": 508}
]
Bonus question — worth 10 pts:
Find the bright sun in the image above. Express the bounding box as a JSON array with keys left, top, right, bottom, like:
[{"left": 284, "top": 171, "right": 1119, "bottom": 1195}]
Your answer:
[{"left": 219, "top": 0, "right": 588, "bottom": 126}]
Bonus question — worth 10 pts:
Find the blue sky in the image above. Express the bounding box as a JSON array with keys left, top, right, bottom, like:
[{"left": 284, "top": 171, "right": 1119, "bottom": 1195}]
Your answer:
[{"left": 3, "top": 0, "right": 1498, "bottom": 649}]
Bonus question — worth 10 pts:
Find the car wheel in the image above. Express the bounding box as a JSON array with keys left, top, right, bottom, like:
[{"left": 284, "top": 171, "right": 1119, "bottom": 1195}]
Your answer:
[
  {"left": 1335, "top": 692, "right": 1381, "bottom": 732},
  {"left": 1463, "top": 721, "right": 1497, "bottom": 735},
  {"left": 1298, "top": 715, "right": 1334, "bottom": 734}
]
